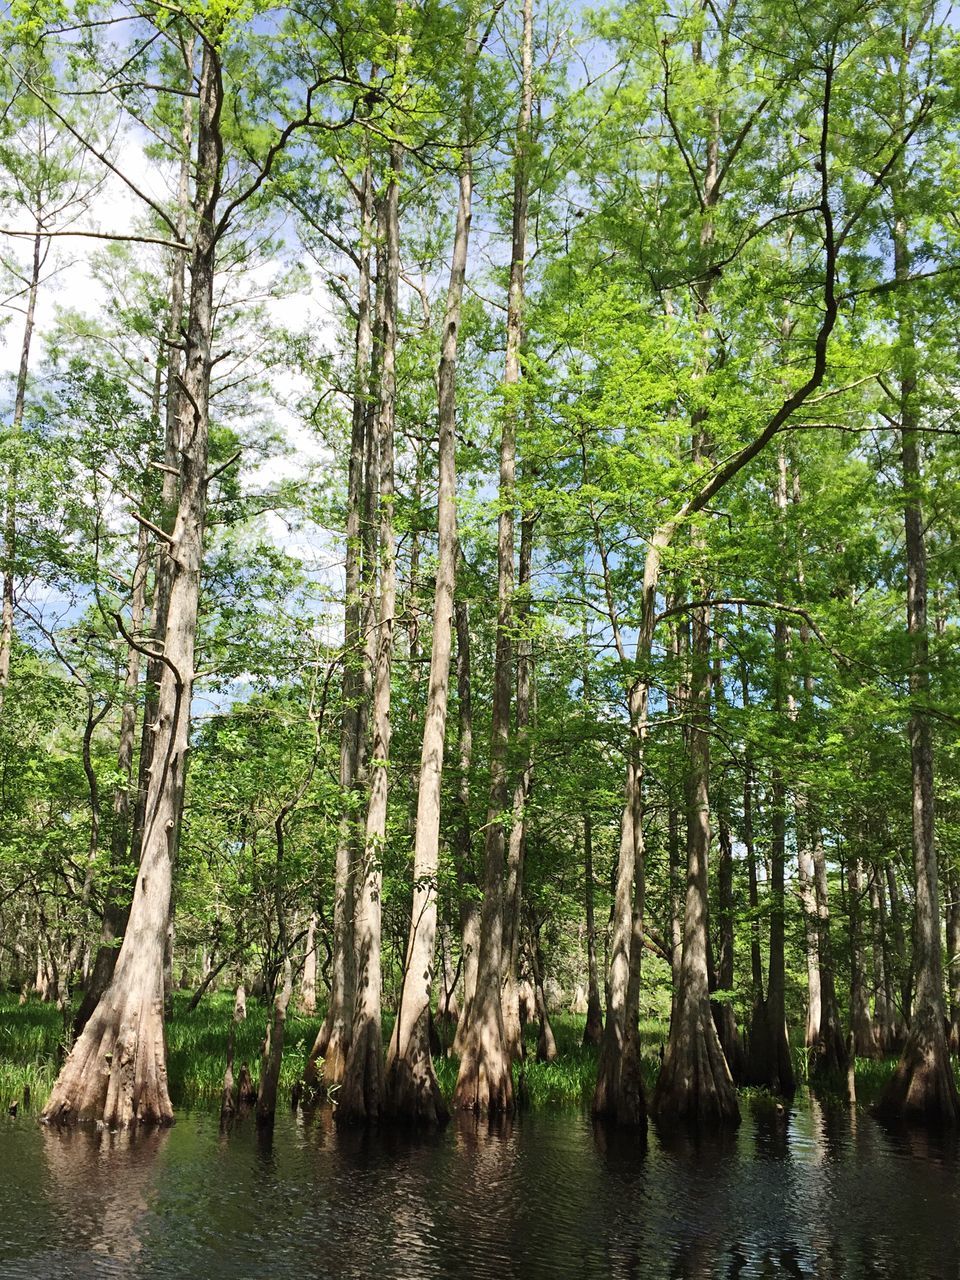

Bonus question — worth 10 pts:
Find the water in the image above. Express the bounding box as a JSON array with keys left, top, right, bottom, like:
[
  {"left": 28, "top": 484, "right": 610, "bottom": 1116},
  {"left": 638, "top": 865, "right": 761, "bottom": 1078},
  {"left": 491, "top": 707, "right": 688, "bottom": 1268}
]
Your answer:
[{"left": 2, "top": 1099, "right": 959, "bottom": 1279}]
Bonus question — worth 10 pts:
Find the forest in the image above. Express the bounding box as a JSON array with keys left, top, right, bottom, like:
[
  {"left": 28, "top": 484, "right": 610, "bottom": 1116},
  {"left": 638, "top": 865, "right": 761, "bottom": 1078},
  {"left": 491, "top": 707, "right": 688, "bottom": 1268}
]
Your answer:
[{"left": 2, "top": 0, "right": 960, "bottom": 1168}]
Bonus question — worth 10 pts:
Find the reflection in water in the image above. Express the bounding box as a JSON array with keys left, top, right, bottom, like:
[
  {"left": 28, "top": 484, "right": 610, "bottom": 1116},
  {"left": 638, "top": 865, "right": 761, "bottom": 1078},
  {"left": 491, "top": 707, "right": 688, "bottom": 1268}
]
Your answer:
[
  {"left": 3, "top": 1098, "right": 960, "bottom": 1278},
  {"left": 36, "top": 1124, "right": 169, "bottom": 1277}
]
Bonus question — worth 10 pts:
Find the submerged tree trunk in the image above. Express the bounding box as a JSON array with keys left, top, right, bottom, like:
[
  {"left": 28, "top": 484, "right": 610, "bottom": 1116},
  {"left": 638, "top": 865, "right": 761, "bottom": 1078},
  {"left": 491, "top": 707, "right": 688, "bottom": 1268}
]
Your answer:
[
  {"left": 41, "top": 34, "right": 222, "bottom": 1129},
  {"left": 384, "top": 94, "right": 473, "bottom": 1123},
  {"left": 337, "top": 155, "right": 401, "bottom": 1127}
]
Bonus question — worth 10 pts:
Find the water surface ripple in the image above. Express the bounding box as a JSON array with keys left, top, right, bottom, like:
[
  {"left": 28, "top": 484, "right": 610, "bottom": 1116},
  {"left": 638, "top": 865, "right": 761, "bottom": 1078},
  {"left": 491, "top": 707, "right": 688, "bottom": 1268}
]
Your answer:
[{"left": 2, "top": 1098, "right": 958, "bottom": 1278}]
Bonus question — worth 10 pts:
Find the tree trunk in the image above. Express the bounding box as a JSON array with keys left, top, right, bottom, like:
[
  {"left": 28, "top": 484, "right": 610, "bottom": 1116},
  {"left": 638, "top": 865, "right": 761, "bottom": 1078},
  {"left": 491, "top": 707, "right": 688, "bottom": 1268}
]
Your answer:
[
  {"left": 384, "top": 92, "right": 473, "bottom": 1122},
  {"left": 452, "top": 597, "right": 479, "bottom": 1058},
  {"left": 0, "top": 222, "right": 41, "bottom": 716},
  {"left": 713, "top": 814, "right": 745, "bottom": 1082},
  {"left": 528, "top": 926, "right": 557, "bottom": 1064},
  {"left": 74, "top": 523, "right": 150, "bottom": 1039},
  {"left": 947, "top": 863, "right": 960, "bottom": 1054},
  {"left": 798, "top": 831, "right": 822, "bottom": 1050},
  {"left": 807, "top": 823, "right": 848, "bottom": 1078},
  {"left": 337, "top": 153, "right": 401, "bottom": 1127},
  {"left": 653, "top": 595, "right": 738, "bottom": 1126},
  {"left": 299, "top": 914, "right": 318, "bottom": 1017},
  {"left": 848, "top": 852, "right": 878, "bottom": 1057},
  {"left": 305, "top": 164, "right": 374, "bottom": 1091},
  {"left": 503, "top": 508, "right": 534, "bottom": 1061},
  {"left": 453, "top": 3, "right": 533, "bottom": 1114},
  {"left": 257, "top": 958, "right": 292, "bottom": 1127},
  {"left": 592, "top": 751, "right": 642, "bottom": 1121},
  {"left": 41, "top": 33, "right": 221, "bottom": 1129},
  {"left": 583, "top": 810, "right": 603, "bottom": 1047},
  {"left": 878, "top": 178, "right": 958, "bottom": 1123}
]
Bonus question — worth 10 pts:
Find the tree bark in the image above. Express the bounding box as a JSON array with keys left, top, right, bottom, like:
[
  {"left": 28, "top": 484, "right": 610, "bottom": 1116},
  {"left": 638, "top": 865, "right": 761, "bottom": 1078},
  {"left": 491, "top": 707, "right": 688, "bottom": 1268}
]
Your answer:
[
  {"left": 452, "top": 597, "right": 479, "bottom": 1058},
  {"left": 503, "top": 508, "right": 534, "bottom": 1061},
  {"left": 848, "top": 852, "right": 878, "bottom": 1057},
  {"left": 337, "top": 153, "right": 402, "bottom": 1127},
  {"left": 305, "top": 163, "right": 373, "bottom": 1091},
  {"left": 41, "top": 32, "right": 222, "bottom": 1129},
  {"left": 653, "top": 594, "right": 738, "bottom": 1126},
  {"left": 582, "top": 809, "right": 603, "bottom": 1047},
  {"left": 877, "top": 174, "right": 958, "bottom": 1122},
  {"left": 257, "top": 957, "right": 292, "bottom": 1127},
  {"left": 453, "top": 0, "right": 533, "bottom": 1113},
  {"left": 384, "top": 86, "right": 474, "bottom": 1121},
  {"left": 299, "top": 913, "right": 318, "bottom": 1016},
  {"left": 74, "top": 521, "right": 151, "bottom": 1039}
]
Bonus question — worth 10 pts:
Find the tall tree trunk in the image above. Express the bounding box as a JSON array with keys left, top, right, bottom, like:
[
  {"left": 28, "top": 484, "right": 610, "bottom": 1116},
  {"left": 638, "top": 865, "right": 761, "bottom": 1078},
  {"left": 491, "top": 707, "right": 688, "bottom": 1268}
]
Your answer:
[
  {"left": 452, "top": 597, "right": 479, "bottom": 1057},
  {"left": 503, "top": 508, "right": 535, "bottom": 1061},
  {"left": 528, "top": 923, "right": 557, "bottom": 1064},
  {"left": 878, "top": 170, "right": 957, "bottom": 1121},
  {"left": 305, "top": 163, "right": 374, "bottom": 1091},
  {"left": 711, "top": 636, "right": 744, "bottom": 1081},
  {"left": 74, "top": 521, "right": 151, "bottom": 1038},
  {"left": 42, "top": 33, "right": 222, "bottom": 1128},
  {"left": 384, "top": 86, "right": 474, "bottom": 1121},
  {"left": 130, "top": 38, "right": 195, "bottom": 876},
  {"left": 453, "top": 0, "right": 533, "bottom": 1114},
  {"left": 746, "top": 450, "right": 795, "bottom": 1096},
  {"left": 337, "top": 152, "right": 402, "bottom": 1126}
]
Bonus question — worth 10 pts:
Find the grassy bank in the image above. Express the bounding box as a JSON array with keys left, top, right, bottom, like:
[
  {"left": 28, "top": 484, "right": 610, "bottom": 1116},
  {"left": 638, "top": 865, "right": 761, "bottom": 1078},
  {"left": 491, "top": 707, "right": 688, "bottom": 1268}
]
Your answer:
[{"left": 0, "top": 991, "right": 918, "bottom": 1118}]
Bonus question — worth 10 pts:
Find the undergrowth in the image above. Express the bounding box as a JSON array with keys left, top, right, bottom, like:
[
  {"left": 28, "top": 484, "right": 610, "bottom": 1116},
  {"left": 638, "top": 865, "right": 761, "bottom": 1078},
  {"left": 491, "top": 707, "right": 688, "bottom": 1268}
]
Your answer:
[{"left": 3, "top": 992, "right": 946, "bottom": 1119}]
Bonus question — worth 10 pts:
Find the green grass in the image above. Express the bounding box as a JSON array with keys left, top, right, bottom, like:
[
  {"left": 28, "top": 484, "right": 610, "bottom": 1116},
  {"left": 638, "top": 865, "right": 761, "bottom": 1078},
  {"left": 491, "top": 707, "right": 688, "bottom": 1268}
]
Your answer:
[{"left": 4, "top": 992, "right": 943, "bottom": 1119}]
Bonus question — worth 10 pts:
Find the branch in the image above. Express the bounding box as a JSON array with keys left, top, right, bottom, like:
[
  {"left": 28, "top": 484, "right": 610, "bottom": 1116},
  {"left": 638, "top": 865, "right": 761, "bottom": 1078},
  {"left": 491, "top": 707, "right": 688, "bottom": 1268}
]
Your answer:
[
  {"left": 131, "top": 511, "right": 174, "bottom": 545},
  {"left": 0, "top": 227, "right": 189, "bottom": 251}
]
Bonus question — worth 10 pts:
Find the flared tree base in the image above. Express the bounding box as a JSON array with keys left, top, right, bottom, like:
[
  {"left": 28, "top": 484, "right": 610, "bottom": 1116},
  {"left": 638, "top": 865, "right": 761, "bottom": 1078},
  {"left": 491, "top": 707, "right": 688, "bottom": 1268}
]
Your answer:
[
  {"left": 745, "top": 999, "right": 796, "bottom": 1097},
  {"left": 653, "top": 996, "right": 740, "bottom": 1128},
  {"left": 453, "top": 1018, "right": 514, "bottom": 1115},
  {"left": 304, "top": 1009, "right": 351, "bottom": 1098},
  {"left": 808, "top": 1019, "right": 849, "bottom": 1084},
  {"left": 42, "top": 983, "right": 172, "bottom": 1129},
  {"left": 592, "top": 1025, "right": 646, "bottom": 1128},
  {"left": 875, "top": 1018, "right": 960, "bottom": 1125},
  {"left": 335, "top": 1015, "right": 383, "bottom": 1125},
  {"left": 384, "top": 1018, "right": 449, "bottom": 1127}
]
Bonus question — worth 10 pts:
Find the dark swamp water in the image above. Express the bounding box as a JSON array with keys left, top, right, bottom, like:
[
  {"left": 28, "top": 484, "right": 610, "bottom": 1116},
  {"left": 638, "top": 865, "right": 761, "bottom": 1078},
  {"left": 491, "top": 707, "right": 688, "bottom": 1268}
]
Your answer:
[{"left": 2, "top": 1099, "right": 960, "bottom": 1279}]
